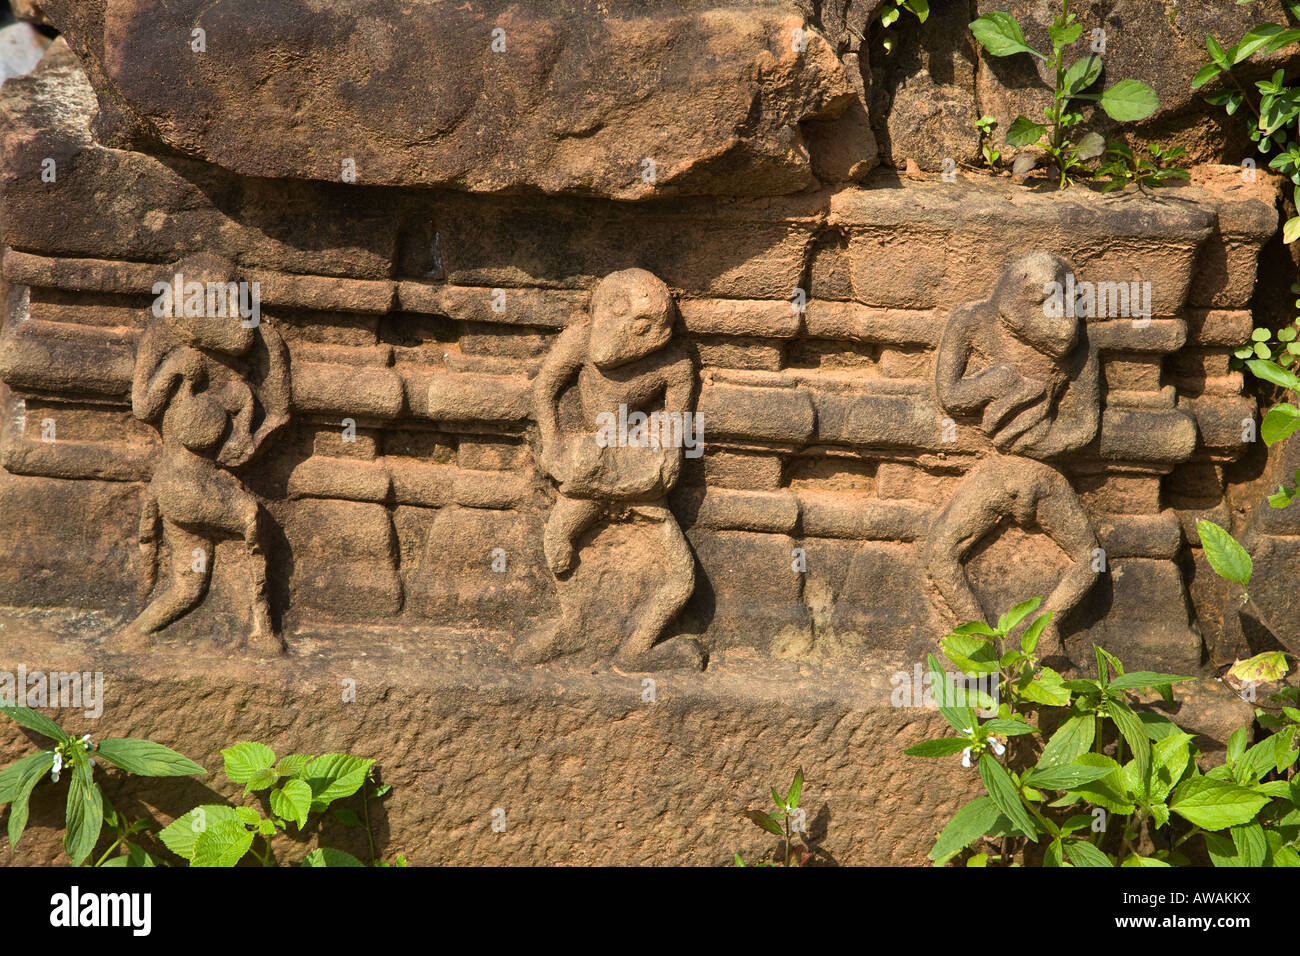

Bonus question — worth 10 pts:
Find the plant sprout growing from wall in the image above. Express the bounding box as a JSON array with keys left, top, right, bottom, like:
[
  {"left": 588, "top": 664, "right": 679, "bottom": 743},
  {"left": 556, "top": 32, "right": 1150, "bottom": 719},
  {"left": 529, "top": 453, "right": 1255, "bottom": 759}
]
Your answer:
[{"left": 969, "top": 1, "right": 1160, "bottom": 187}]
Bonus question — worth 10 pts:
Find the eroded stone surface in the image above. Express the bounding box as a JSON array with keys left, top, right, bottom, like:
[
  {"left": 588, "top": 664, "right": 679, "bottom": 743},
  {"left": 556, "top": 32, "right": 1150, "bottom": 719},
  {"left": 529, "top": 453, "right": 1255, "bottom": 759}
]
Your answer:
[{"left": 41, "top": 0, "right": 869, "bottom": 199}]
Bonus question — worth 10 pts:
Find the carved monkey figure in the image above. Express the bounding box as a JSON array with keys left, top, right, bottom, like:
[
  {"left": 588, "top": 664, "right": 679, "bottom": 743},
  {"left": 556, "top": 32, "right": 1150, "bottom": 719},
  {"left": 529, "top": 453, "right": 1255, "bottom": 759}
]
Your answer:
[
  {"left": 125, "top": 256, "right": 290, "bottom": 653},
  {"left": 936, "top": 251, "right": 1099, "bottom": 458},
  {"left": 522, "top": 268, "right": 702, "bottom": 670}
]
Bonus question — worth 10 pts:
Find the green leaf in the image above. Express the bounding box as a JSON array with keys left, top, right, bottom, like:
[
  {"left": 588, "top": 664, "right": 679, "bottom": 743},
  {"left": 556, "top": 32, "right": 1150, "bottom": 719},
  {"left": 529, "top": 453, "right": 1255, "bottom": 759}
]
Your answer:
[
  {"left": 902, "top": 0, "right": 929, "bottom": 24},
  {"left": 1064, "top": 839, "right": 1112, "bottom": 867},
  {"left": 1064, "top": 55, "right": 1103, "bottom": 95},
  {"left": 1106, "top": 672, "right": 1196, "bottom": 692},
  {"left": 1109, "top": 699, "right": 1152, "bottom": 789},
  {"left": 1196, "top": 520, "right": 1252, "bottom": 588},
  {"left": 1192, "top": 61, "right": 1224, "bottom": 89},
  {"left": 332, "top": 807, "right": 362, "bottom": 828},
  {"left": 1206, "top": 34, "right": 1232, "bottom": 69},
  {"left": 786, "top": 768, "right": 803, "bottom": 809},
  {"left": 191, "top": 819, "right": 256, "bottom": 867},
  {"left": 0, "top": 704, "right": 68, "bottom": 743},
  {"left": 302, "top": 754, "right": 375, "bottom": 808},
  {"left": 1040, "top": 713, "right": 1096, "bottom": 767},
  {"left": 1020, "top": 612, "right": 1052, "bottom": 654},
  {"left": 1286, "top": 216, "right": 1300, "bottom": 245},
  {"left": 905, "top": 738, "right": 972, "bottom": 757},
  {"left": 978, "top": 754, "right": 1038, "bottom": 841},
  {"left": 1236, "top": 25, "right": 1287, "bottom": 63},
  {"left": 1065, "top": 753, "right": 1135, "bottom": 814},
  {"left": 1170, "top": 778, "right": 1270, "bottom": 830},
  {"left": 301, "top": 847, "right": 366, "bottom": 867},
  {"left": 1024, "top": 761, "right": 1117, "bottom": 790},
  {"left": 928, "top": 795, "right": 1002, "bottom": 863},
  {"left": 1099, "top": 79, "right": 1160, "bottom": 122},
  {"left": 1122, "top": 854, "right": 1171, "bottom": 867},
  {"left": 157, "top": 805, "right": 241, "bottom": 862},
  {"left": 942, "top": 632, "right": 1000, "bottom": 675},
  {"left": 0, "top": 750, "right": 54, "bottom": 806},
  {"left": 1226, "top": 651, "right": 1290, "bottom": 684},
  {"left": 274, "top": 754, "right": 316, "bottom": 778},
  {"left": 1231, "top": 823, "right": 1267, "bottom": 867},
  {"left": 1247, "top": 358, "right": 1300, "bottom": 391},
  {"left": 997, "top": 597, "right": 1042, "bottom": 634},
  {"left": 982, "top": 719, "right": 1037, "bottom": 737},
  {"left": 63, "top": 756, "right": 103, "bottom": 866},
  {"left": 270, "top": 778, "right": 313, "bottom": 830},
  {"left": 970, "top": 12, "right": 1043, "bottom": 59},
  {"left": 221, "top": 742, "right": 276, "bottom": 784},
  {"left": 4, "top": 751, "right": 54, "bottom": 849},
  {"left": 926, "top": 654, "right": 977, "bottom": 733},
  {"left": 95, "top": 739, "right": 205, "bottom": 778},
  {"left": 1261, "top": 404, "right": 1300, "bottom": 445},
  {"left": 1006, "top": 116, "right": 1048, "bottom": 147},
  {"left": 1019, "top": 666, "right": 1071, "bottom": 707},
  {"left": 745, "top": 810, "right": 783, "bottom": 837}
]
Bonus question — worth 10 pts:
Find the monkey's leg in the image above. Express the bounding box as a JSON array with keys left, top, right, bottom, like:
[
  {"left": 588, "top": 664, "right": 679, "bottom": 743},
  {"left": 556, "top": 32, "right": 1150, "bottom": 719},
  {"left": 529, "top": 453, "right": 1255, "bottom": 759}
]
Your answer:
[
  {"left": 127, "top": 522, "right": 213, "bottom": 641},
  {"left": 543, "top": 495, "right": 603, "bottom": 575},
  {"left": 237, "top": 503, "right": 283, "bottom": 655},
  {"left": 614, "top": 507, "right": 702, "bottom": 671}
]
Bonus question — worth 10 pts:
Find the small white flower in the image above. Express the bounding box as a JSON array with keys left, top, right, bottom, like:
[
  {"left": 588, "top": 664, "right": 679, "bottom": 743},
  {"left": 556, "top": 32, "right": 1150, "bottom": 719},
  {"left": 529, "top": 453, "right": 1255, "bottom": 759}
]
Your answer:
[
  {"left": 989, "top": 736, "right": 1006, "bottom": 757},
  {"left": 961, "top": 747, "right": 973, "bottom": 768},
  {"left": 51, "top": 751, "right": 63, "bottom": 782},
  {"left": 82, "top": 733, "right": 93, "bottom": 747}
]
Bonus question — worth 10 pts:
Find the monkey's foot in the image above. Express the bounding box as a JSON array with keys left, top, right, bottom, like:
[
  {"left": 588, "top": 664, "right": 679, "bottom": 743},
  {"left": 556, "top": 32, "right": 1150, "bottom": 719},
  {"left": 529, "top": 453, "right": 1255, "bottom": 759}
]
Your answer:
[
  {"left": 543, "top": 534, "right": 577, "bottom": 576},
  {"left": 614, "top": 636, "right": 706, "bottom": 673},
  {"left": 116, "top": 620, "right": 156, "bottom": 653},
  {"left": 513, "top": 621, "right": 573, "bottom": 665},
  {"left": 239, "top": 605, "right": 285, "bottom": 657}
]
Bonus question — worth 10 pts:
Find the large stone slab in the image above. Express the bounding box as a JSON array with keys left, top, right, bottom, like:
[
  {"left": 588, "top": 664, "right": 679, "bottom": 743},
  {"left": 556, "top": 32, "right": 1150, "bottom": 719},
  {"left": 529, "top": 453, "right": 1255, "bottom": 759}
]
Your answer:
[{"left": 41, "top": 0, "right": 868, "bottom": 199}]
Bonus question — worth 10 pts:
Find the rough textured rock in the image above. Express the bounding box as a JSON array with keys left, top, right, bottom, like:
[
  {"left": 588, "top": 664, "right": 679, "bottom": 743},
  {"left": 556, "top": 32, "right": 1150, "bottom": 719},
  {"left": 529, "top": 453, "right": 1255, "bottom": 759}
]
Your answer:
[{"left": 39, "top": 0, "right": 871, "bottom": 199}]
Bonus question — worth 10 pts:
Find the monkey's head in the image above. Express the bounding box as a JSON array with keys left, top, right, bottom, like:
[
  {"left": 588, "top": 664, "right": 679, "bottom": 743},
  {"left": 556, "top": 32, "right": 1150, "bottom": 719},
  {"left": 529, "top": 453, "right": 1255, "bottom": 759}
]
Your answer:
[
  {"left": 161, "top": 253, "right": 257, "bottom": 357},
  {"left": 992, "top": 251, "right": 1079, "bottom": 360},
  {"left": 588, "top": 269, "right": 675, "bottom": 370}
]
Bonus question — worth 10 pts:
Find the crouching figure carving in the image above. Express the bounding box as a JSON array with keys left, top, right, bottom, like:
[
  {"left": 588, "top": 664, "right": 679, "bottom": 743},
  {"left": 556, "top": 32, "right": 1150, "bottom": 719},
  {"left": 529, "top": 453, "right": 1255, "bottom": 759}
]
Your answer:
[
  {"left": 927, "top": 252, "right": 1102, "bottom": 661},
  {"left": 124, "top": 256, "right": 290, "bottom": 653},
  {"left": 519, "top": 268, "right": 704, "bottom": 671}
]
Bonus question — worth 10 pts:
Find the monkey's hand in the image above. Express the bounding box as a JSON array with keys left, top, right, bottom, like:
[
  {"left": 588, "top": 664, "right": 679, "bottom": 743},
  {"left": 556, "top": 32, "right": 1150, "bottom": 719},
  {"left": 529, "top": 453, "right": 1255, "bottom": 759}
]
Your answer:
[{"left": 982, "top": 374, "right": 1049, "bottom": 436}]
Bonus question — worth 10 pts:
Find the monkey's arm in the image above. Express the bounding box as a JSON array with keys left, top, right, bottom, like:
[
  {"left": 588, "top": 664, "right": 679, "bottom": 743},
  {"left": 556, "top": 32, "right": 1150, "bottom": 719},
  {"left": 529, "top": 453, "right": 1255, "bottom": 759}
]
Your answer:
[
  {"left": 658, "top": 354, "right": 697, "bottom": 491},
  {"left": 132, "top": 331, "right": 198, "bottom": 424},
  {"left": 533, "top": 321, "right": 587, "bottom": 446},
  {"left": 935, "top": 306, "right": 1018, "bottom": 413},
  {"left": 1028, "top": 347, "right": 1100, "bottom": 458}
]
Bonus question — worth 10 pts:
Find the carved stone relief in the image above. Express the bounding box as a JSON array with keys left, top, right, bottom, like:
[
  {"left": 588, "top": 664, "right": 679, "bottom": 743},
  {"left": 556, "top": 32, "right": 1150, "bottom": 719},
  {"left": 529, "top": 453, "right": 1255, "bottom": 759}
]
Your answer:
[
  {"left": 124, "top": 255, "right": 290, "bottom": 653},
  {"left": 927, "top": 252, "right": 1102, "bottom": 659},
  {"left": 519, "top": 269, "right": 703, "bottom": 670}
]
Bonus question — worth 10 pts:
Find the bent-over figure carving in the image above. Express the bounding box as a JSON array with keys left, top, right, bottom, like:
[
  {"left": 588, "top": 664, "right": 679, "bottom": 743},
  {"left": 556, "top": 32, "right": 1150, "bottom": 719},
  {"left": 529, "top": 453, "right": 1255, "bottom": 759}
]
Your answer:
[
  {"left": 928, "top": 252, "right": 1101, "bottom": 659},
  {"left": 520, "top": 268, "right": 703, "bottom": 670},
  {"left": 124, "top": 257, "right": 290, "bottom": 653}
]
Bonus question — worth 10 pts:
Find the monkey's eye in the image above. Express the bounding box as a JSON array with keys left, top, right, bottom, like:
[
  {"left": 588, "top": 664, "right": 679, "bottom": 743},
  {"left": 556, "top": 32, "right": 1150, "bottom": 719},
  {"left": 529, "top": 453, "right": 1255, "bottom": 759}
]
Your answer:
[{"left": 631, "top": 317, "right": 652, "bottom": 336}]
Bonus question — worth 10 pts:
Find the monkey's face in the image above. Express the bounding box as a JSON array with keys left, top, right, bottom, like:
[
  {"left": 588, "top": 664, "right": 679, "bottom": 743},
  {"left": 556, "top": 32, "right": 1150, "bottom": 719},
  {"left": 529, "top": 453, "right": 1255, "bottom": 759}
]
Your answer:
[
  {"left": 996, "top": 252, "right": 1079, "bottom": 359},
  {"left": 588, "top": 269, "right": 674, "bottom": 370}
]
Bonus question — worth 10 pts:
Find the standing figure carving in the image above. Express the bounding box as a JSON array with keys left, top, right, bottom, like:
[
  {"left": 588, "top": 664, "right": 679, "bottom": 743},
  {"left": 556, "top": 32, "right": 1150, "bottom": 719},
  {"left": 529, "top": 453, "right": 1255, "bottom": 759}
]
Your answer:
[
  {"left": 125, "top": 256, "right": 290, "bottom": 653},
  {"left": 521, "top": 268, "right": 703, "bottom": 670},
  {"left": 927, "top": 252, "right": 1102, "bottom": 659}
]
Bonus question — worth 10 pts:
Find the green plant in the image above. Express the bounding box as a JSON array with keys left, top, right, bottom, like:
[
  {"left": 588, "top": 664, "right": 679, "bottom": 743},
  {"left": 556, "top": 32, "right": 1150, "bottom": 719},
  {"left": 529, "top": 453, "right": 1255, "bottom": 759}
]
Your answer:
[
  {"left": 0, "top": 702, "right": 204, "bottom": 865},
  {"left": 976, "top": 115, "right": 1002, "bottom": 169},
  {"left": 737, "top": 768, "right": 812, "bottom": 866},
  {"left": 1096, "top": 142, "right": 1190, "bottom": 191},
  {"left": 970, "top": 2, "right": 1160, "bottom": 187},
  {"left": 878, "top": 0, "right": 929, "bottom": 54},
  {"left": 1194, "top": 4, "right": 1300, "bottom": 227},
  {"left": 906, "top": 599, "right": 1299, "bottom": 866},
  {"left": 159, "top": 742, "right": 399, "bottom": 867}
]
